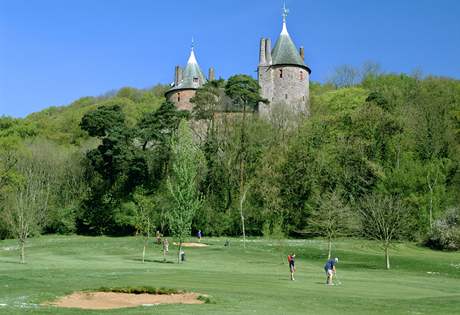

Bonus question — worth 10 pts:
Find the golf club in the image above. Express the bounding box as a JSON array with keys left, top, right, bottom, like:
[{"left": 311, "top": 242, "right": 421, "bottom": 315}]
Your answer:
[{"left": 334, "top": 272, "right": 342, "bottom": 285}]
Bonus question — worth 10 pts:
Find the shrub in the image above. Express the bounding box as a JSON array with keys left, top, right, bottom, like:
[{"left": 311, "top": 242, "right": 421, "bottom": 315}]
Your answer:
[{"left": 424, "top": 208, "right": 460, "bottom": 251}]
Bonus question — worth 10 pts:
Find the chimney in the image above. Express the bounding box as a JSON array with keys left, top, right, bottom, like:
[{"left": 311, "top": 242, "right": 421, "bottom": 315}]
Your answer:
[
  {"left": 259, "top": 38, "right": 266, "bottom": 65},
  {"left": 299, "top": 46, "right": 305, "bottom": 61},
  {"left": 265, "top": 38, "right": 272, "bottom": 65},
  {"left": 178, "top": 67, "right": 183, "bottom": 83},
  {"left": 174, "top": 65, "right": 181, "bottom": 86},
  {"left": 208, "top": 67, "right": 215, "bottom": 81}
]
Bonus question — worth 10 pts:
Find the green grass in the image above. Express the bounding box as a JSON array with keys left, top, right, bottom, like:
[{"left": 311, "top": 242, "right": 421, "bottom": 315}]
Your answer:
[{"left": 0, "top": 235, "right": 459, "bottom": 314}]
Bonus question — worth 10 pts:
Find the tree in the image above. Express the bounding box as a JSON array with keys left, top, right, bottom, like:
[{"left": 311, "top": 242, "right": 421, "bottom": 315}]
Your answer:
[
  {"left": 307, "top": 190, "right": 356, "bottom": 259},
  {"left": 41, "top": 145, "right": 87, "bottom": 234},
  {"left": 79, "top": 104, "right": 149, "bottom": 234},
  {"left": 191, "top": 79, "right": 227, "bottom": 135},
  {"left": 280, "top": 117, "right": 338, "bottom": 233},
  {"left": 359, "top": 195, "right": 411, "bottom": 269},
  {"left": 412, "top": 78, "right": 457, "bottom": 161},
  {"left": 79, "top": 104, "right": 125, "bottom": 137},
  {"left": 426, "top": 161, "right": 442, "bottom": 230},
  {"left": 167, "top": 120, "right": 204, "bottom": 263},
  {"left": 0, "top": 137, "right": 19, "bottom": 195},
  {"left": 361, "top": 61, "right": 382, "bottom": 80},
  {"left": 225, "top": 75, "right": 266, "bottom": 247},
  {"left": 137, "top": 101, "right": 184, "bottom": 150},
  {"left": 266, "top": 102, "right": 301, "bottom": 138},
  {"left": 327, "top": 65, "right": 360, "bottom": 88},
  {"left": 133, "top": 189, "right": 156, "bottom": 263},
  {"left": 137, "top": 101, "right": 185, "bottom": 191},
  {"left": 2, "top": 146, "right": 54, "bottom": 263}
]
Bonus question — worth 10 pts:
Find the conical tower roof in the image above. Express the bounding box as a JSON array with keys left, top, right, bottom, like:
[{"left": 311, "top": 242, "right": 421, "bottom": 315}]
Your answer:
[
  {"left": 168, "top": 46, "right": 207, "bottom": 93},
  {"left": 271, "top": 7, "right": 310, "bottom": 72}
]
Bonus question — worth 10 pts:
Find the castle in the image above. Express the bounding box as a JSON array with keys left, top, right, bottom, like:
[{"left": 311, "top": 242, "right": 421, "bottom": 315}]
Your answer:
[{"left": 165, "top": 6, "right": 310, "bottom": 116}]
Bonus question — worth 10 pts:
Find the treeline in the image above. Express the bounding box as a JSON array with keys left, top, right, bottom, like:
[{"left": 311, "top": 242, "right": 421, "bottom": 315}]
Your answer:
[{"left": 1, "top": 73, "right": 460, "bottom": 256}]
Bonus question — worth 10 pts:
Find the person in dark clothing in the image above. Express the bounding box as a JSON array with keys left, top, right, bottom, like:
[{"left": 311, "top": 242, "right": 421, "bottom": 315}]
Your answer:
[
  {"left": 288, "top": 253, "right": 296, "bottom": 281},
  {"left": 324, "top": 257, "right": 339, "bottom": 285}
]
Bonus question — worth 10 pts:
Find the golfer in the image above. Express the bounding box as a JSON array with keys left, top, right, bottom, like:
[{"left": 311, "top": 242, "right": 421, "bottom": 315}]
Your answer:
[
  {"left": 324, "top": 257, "right": 338, "bottom": 285},
  {"left": 288, "top": 253, "right": 296, "bottom": 281}
]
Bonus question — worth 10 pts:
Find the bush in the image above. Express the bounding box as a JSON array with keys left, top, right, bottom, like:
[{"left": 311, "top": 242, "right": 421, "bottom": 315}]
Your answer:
[
  {"left": 424, "top": 208, "right": 460, "bottom": 251},
  {"left": 45, "top": 206, "right": 77, "bottom": 234}
]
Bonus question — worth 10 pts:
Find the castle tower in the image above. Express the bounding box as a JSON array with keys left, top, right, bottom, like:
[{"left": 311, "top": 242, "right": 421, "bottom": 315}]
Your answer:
[
  {"left": 258, "top": 5, "right": 311, "bottom": 116},
  {"left": 165, "top": 44, "right": 210, "bottom": 111}
]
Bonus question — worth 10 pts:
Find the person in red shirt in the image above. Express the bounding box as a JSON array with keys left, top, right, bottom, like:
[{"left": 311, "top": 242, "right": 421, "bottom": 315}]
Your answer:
[{"left": 288, "top": 253, "right": 296, "bottom": 281}]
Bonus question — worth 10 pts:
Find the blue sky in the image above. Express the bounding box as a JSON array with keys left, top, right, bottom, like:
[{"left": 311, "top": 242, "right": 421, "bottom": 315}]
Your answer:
[{"left": 1, "top": 0, "right": 459, "bottom": 117}]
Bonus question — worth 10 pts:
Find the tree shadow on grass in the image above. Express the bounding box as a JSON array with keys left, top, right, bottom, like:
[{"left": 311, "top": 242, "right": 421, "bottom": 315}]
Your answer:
[
  {"left": 131, "top": 258, "right": 175, "bottom": 264},
  {"left": 0, "top": 258, "right": 21, "bottom": 264},
  {"left": 342, "top": 262, "right": 380, "bottom": 270},
  {"left": 208, "top": 247, "right": 226, "bottom": 251}
]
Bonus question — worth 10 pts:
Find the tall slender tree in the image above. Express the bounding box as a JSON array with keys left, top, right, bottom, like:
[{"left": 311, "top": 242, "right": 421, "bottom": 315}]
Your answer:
[
  {"left": 167, "top": 120, "right": 204, "bottom": 263},
  {"left": 225, "top": 75, "right": 266, "bottom": 248},
  {"left": 133, "top": 189, "right": 156, "bottom": 263}
]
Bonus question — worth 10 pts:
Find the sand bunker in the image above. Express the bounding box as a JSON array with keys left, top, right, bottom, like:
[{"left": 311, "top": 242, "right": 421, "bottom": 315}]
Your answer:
[
  {"left": 47, "top": 292, "right": 204, "bottom": 310},
  {"left": 173, "top": 242, "right": 208, "bottom": 247}
]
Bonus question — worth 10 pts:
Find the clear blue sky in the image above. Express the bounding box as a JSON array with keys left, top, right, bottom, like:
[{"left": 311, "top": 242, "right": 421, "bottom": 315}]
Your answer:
[{"left": 1, "top": 0, "right": 459, "bottom": 117}]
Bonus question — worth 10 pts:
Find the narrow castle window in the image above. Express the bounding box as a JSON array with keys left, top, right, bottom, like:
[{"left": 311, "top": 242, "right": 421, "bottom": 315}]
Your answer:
[
  {"left": 279, "top": 69, "right": 283, "bottom": 78},
  {"left": 193, "top": 77, "right": 198, "bottom": 83},
  {"left": 285, "top": 94, "right": 288, "bottom": 99},
  {"left": 300, "top": 71, "right": 304, "bottom": 80},
  {"left": 177, "top": 93, "right": 181, "bottom": 102}
]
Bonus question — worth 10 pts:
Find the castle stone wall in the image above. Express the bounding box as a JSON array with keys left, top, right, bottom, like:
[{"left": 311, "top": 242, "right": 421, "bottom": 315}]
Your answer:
[
  {"left": 258, "top": 64, "right": 273, "bottom": 116},
  {"left": 271, "top": 65, "right": 309, "bottom": 114},
  {"left": 259, "top": 65, "right": 310, "bottom": 117}
]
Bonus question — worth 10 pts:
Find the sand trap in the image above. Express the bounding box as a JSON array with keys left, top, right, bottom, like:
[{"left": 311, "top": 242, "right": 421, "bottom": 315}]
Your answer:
[
  {"left": 173, "top": 242, "right": 208, "bottom": 247},
  {"left": 47, "top": 292, "right": 204, "bottom": 310}
]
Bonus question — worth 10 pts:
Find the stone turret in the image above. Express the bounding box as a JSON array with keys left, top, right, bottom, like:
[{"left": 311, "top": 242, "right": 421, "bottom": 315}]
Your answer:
[
  {"left": 165, "top": 45, "right": 208, "bottom": 111},
  {"left": 258, "top": 5, "right": 311, "bottom": 117}
]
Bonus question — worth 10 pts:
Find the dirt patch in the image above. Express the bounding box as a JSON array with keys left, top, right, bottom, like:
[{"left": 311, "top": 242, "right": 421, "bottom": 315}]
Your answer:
[
  {"left": 47, "top": 292, "right": 204, "bottom": 310},
  {"left": 173, "top": 242, "right": 209, "bottom": 247}
]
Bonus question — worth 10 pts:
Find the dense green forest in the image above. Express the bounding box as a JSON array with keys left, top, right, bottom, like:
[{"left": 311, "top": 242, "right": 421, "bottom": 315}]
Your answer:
[{"left": 1, "top": 72, "right": 459, "bottom": 254}]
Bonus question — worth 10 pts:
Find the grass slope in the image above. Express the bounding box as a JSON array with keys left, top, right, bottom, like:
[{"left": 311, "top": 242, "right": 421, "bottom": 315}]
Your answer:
[{"left": 0, "top": 236, "right": 459, "bottom": 314}]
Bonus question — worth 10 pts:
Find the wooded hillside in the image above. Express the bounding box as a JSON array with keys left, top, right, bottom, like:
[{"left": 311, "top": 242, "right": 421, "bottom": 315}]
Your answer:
[{"left": 1, "top": 73, "right": 459, "bottom": 252}]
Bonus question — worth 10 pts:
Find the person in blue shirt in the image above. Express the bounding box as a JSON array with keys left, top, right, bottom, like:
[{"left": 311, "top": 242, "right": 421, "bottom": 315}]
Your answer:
[{"left": 324, "top": 257, "right": 339, "bottom": 285}]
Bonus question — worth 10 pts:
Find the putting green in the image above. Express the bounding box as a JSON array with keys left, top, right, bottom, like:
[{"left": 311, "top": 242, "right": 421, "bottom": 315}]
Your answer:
[{"left": 0, "top": 236, "right": 459, "bottom": 314}]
